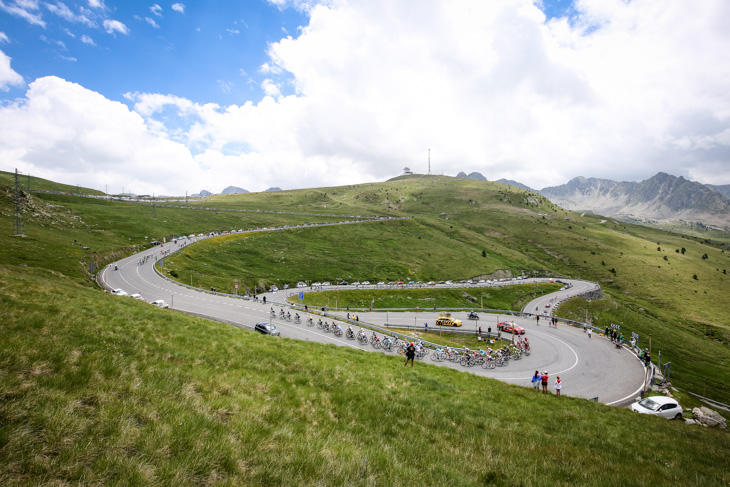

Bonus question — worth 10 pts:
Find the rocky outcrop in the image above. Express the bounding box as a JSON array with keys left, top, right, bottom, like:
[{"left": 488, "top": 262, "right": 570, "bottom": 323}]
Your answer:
[{"left": 691, "top": 407, "right": 726, "bottom": 428}]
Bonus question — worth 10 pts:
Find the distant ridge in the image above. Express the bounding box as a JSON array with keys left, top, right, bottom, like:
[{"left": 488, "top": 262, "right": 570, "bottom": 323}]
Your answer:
[
  {"left": 220, "top": 186, "right": 249, "bottom": 195},
  {"left": 456, "top": 171, "right": 487, "bottom": 181},
  {"left": 539, "top": 172, "right": 730, "bottom": 228},
  {"left": 496, "top": 179, "right": 534, "bottom": 192},
  {"left": 264, "top": 187, "right": 282, "bottom": 192},
  {"left": 707, "top": 184, "right": 730, "bottom": 200}
]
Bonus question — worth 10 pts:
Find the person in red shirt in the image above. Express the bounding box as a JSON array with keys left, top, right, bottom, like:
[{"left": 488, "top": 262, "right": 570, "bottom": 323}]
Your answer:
[{"left": 541, "top": 371, "right": 549, "bottom": 394}]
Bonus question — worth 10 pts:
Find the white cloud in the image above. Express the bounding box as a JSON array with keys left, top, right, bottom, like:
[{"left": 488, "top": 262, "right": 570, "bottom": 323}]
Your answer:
[
  {"left": 171, "top": 2, "right": 184, "bottom": 14},
  {"left": 80, "top": 34, "right": 95, "bottom": 45},
  {"left": 150, "top": 4, "right": 162, "bottom": 16},
  {"left": 103, "top": 19, "right": 128, "bottom": 35},
  {"left": 0, "top": 0, "right": 45, "bottom": 27},
  {"left": 3, "top": 0, "right": 730, "bottom": 195},
  {"left": 0, "top": 48, "right": 24, "bottom": 91},
  {"left": 261, "top": 79, "right": 280, "bottom": 98},
  {"left": 0, "top": 76, "right": 201, "bottom": 195},
  {"left": 0, "top": 32, "right": 9, "bottom": 43},
  {"left": 87, "top": 0, "right": 103, "bottom": 8},
  {"left": 217, "top": 80, "right": 234, "bottom": 95},
  {"left": 46, "top": 1, "right": 94, "bottom": 26},
  {"left": 144, "top": 17, "right": 159, "bottom": 29}
]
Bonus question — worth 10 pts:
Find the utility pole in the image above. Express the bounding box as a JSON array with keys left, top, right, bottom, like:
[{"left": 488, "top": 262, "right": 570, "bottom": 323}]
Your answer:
[
  {"left": 428, "top": 149, "right": 431, "bottom": 175},
  {"left": 153, "top": 193, "right": 157, "bottom": 219},
  {"left": 13, "top": 169, "right": 25, "bottom": 237}
]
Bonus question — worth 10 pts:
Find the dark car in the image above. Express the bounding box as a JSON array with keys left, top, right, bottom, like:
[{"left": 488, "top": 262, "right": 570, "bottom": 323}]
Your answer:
[{"left": 255, "top": 321, "right": 280, "bottom": 336}]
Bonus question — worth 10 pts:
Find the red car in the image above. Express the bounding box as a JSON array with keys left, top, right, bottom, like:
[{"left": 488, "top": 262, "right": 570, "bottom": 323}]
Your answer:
[{"left": 498, "top": 321, "right": 525, "bottom": 335}]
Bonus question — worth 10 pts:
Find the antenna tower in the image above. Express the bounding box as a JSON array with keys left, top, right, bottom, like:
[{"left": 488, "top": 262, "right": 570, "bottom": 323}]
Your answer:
[{"left": 13, "top": 168, "right": 25, "bottom": 237}]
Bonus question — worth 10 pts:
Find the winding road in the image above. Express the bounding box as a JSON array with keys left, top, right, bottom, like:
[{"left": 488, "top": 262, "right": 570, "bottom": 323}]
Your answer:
[{"left": 99, "top": 232, "right": 646, "bottom": 406}]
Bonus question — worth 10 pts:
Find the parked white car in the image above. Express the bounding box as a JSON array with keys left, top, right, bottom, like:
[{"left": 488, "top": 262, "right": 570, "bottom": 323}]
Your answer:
[
  {"left": 150, "top": 299, "right": 169, "bottom": 309},
  {"left": 130, "top": 293, "right": 144, "bottom": 301},
  {"left": 630, "top": 396, "right": 682, "bottom": 419},
  {"left": 111, "top": 288, "right": 128, "bottom": 296}
]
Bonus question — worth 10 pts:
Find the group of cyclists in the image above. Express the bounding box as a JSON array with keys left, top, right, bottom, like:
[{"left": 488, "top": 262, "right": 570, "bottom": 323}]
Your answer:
[
  {"left": 268, "top": 306, "right": 533, "bottom": 369},
  {"left": 431, "top": 337, "right": 530, "bottom": 368}
]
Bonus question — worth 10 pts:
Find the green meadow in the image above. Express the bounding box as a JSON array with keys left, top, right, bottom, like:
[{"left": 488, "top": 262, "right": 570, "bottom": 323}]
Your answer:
[{"left": 1, "top": 172, "right": 729, "bottom": 485}]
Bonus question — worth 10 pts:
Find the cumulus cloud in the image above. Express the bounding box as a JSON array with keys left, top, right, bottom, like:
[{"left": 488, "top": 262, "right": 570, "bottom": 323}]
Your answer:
[
  {"left": 80, "top": 34, "right": 95, "bottom": 45},
  {"left": 171, "top": 2, "right": 184, "bottom": 14},
  {"left": 150, "top": 3, "right": 161, "bottom": 16},
  {"left": 0, "top": 77, "right": 201, "bottom": 195},
  {"left": 103, "top": 19, "right": 128, "bottom": 35},
  {"left": 2, "top": 0, "right": 730, "bottom": 195},
  {"left": 0, "top": 49, "right": 24, "bottom": 91}
]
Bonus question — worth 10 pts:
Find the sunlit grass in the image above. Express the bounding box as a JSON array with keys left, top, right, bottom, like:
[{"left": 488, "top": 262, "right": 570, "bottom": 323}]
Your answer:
[{"left": 1, "top": 267, "right": 728, "bottom": 485}]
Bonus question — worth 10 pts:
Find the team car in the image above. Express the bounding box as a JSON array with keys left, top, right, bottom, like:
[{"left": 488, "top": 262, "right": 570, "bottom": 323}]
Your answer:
[
  {"left": 497, "top": 321, "right": 525, "bottom": 335},
  {"left": 435, "top": 313, "right": 462, "bottom": 327}
]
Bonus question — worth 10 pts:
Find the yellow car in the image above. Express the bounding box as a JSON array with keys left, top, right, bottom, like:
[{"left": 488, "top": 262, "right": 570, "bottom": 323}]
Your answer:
[{"left": 436, "top": 314, "right": 462, "bottom": 327}]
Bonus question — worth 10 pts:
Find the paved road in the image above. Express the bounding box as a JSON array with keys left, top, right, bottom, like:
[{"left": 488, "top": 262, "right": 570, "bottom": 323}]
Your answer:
[{"left": 99, "top": 236, "right": 646, "bottom": 406}]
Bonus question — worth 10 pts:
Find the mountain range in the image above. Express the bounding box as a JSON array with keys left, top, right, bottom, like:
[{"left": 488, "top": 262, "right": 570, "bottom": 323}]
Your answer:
[
  {"left": 191, "top": 186, "right": 282, "bottom": 197},
  {"left": 458, "top": 171, "right": 730, "bottom": 229}
]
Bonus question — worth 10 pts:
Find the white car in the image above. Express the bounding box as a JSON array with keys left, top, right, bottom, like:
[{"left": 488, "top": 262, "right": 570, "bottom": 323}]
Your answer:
[
  {"left": 150, "top": 299, "right": 169, "bottom": 309},
  {"left": 630, "top": 396, "right": 682, "bottom": 419},
  {"left": 297, "top": 282, "right": 306, "bottom": 288},
  {"left": 322, "top": 281, "right": 331, "bottom": 286},
  {"left": 130, "top": 293, "right": 144, "bottom": 301},
  {"left": 352, "top": 281, "right": 361, "bottom": 286},
  {"left": 111, "top": 288, "right": 128, "bottom": 296},
  {"left": 362, "top": 281, "right": 370, "bottom": 285}
]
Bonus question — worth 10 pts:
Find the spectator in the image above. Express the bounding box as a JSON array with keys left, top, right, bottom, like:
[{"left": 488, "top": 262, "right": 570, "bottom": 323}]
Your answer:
[
  {"left": 404, "top": 342, "right": 416, "bottom": 367},
  {"left": 531, "top": 371, "right": 541, "bottom": 391},
  {"left": 541, "top": 371, "right": 549, "bottom": 394},
  {"left": 555, "top": 376, "right": 562, "bottom": 396}
]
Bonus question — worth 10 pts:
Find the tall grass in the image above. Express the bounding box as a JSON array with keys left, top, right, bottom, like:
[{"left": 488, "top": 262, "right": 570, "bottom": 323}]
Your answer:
[{"left": 1, "top": 267, "right": 728, "bottom": 486}]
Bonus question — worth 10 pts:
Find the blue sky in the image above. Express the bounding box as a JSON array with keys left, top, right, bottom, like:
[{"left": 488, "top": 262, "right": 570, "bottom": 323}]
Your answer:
[
  {"left": 1, "top": 0, "right": 729, "bottom": 195},
  {"left": 0, "top": 1, "right": 307, "bottom": 107}
]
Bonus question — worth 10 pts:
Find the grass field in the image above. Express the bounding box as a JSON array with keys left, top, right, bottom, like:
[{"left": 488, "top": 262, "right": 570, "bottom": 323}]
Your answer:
[
  {"left": 292, "top": 283, "right": 562, "bottom": 310},
  {"left": 2, "top": 173, "right": 730, "bottom": 485},
  {"left": 158, "top": 176, "right": 730, "bottom": 404},
  {"left": 1, "top": 266, "right": 728, "bottom": 486}
]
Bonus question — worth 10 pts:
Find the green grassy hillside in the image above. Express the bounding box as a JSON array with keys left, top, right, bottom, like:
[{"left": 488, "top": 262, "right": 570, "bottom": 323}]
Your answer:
[
  {"left": 1, "top": 266, "right": 728, "bottom": 486},
  {"left": 0, "top": 170, "right": 105, "bottom": 196},
  {"left": 161, "top": 176, "right": 730, "bottom": 403},
  {"left": 1, "top": 175, "right": 730, "bottom": 485}
]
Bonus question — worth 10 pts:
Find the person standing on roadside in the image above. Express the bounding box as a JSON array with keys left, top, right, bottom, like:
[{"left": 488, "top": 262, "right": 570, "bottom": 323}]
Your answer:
[
  {"left": 555, "top": 376, "right": 562, "bottom": 396},
  {"left": 541, "top": 371, "right": 549, "bottom": 394},
  {"left": 587, "top": 328, "right": 592, "bottom": 339},
  {"left": 531, "top": 371, "right": 541, "bottom": 391},
  {"left": 405, "top": 342, "right": 416, "bottom": 367}
]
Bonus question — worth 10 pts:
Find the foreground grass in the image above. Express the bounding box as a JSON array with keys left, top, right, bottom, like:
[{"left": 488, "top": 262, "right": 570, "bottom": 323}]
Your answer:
[
  {"left": 1, "top": 266, "right": 729, "bottom": 486},
  {"left": 293, "top": 283, "right": 562, "bottom": 310}
]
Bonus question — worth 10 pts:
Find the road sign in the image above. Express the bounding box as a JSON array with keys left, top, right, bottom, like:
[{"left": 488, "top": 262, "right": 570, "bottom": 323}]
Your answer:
[
  {"left": 234, "top": 284, "right": 239, "bottom": 289},
  {"left": 299, "top": 291, "right": 304, "bottom": 300}
]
